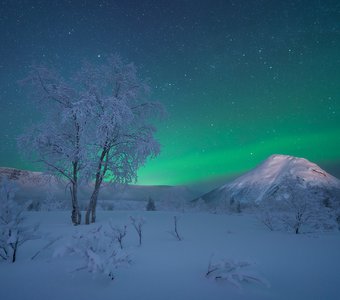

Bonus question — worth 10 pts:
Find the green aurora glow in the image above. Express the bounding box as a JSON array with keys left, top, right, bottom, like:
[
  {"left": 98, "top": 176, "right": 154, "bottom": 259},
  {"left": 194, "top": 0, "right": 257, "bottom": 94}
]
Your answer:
[
  {"left": 0, "top": 1, "right": 339, "bottom": 186},
  {"left": 138, "top": 129, "right": 340, "bottom": 185}
]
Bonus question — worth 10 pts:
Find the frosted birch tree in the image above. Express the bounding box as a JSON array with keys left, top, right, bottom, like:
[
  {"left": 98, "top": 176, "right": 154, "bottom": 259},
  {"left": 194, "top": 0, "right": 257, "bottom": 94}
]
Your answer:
[
  {"left": 18, "top": 55, "right": 163, "bottom": 225},
  {"left": 18, "top": 66, "right": 89, "bottom": 225},
  {"left": 75, "top": 55, "right": 163, "bottom": 224}
]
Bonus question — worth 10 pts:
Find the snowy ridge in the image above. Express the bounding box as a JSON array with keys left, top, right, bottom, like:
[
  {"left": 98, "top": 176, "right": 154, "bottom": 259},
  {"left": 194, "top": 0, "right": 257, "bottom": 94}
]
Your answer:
[
  {"left": 196, "top": 154, "right": 340, "bottom": 209},
  {"left": 0, "top": 167, "right": 58, "bottom": 186}
]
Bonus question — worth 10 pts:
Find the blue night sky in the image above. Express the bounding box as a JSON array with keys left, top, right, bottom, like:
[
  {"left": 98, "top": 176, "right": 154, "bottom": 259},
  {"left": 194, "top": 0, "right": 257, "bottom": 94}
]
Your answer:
[{"left": 0, "top": 0, "right": 340, "bottom": 186}]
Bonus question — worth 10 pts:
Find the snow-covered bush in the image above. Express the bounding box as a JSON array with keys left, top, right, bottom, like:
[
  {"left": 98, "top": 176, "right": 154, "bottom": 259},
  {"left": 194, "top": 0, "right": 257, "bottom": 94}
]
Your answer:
[
  {"left": 257, "top": 198, "right": 281, "bottom": 231},
  {"left": 54, "top": 224, "right": 131, "bottom": 280},
  {"left": 0, "top": 177, "right": 39, "bottom": 263},
  {"left": 205, "top": 256, "right": 269, "bottom": 289},
  {"left": 257, "top": 210, "right": 277, "bottom": 231},
  {"left": 130, "top": 216, "right": 145, "bottom": 246}
]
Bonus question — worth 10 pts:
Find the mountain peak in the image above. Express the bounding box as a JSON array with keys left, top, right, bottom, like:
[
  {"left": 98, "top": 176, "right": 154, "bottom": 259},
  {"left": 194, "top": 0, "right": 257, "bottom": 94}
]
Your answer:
[{"left": 197, "top": 154, "right": 340, "bottom": 209}]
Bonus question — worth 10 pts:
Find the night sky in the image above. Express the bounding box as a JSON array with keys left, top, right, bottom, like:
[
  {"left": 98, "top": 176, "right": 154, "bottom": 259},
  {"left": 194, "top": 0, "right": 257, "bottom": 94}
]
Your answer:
[{"left": 1, "top": 0, "right": 340, "bottom": 186}]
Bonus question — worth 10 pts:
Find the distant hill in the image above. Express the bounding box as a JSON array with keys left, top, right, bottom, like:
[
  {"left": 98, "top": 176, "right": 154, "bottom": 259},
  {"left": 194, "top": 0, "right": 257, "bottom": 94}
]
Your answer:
[
  {"left": 194, "top": 154, "right": 340, "bottom": 211},
  {"left": 0, "top": 167, "right": 197, "bottom": 210}
]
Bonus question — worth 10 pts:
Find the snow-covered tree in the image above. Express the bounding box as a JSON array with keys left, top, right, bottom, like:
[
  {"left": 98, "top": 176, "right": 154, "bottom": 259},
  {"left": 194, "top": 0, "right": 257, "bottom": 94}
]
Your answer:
[
  {"left": 324, "top": 189, "right": 340, "bottom": 230},
  {"left": 259, "top": 175, "right": 337, "bottom": 234},
  {"left": 18, "top": 66, "right": 89, "bottom": 225},
  {"left": 75, "top": 55, "right": 163, "bottom": 224},
  {"left": 18, "top": 55, "right": 164, "bottom": 225},
  {"left": 146, "top": 197, "right": 156, "bottom": 211},
  {"left": 280, "top": 176, "right": 337, "bottom": 233},
  {"left": 0, "top": 177, "right": 39, "bottom": 262}
]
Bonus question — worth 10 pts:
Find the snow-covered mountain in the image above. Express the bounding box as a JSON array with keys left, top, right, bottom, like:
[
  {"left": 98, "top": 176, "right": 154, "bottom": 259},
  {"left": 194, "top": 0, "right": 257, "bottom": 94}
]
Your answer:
[
  {"left": 0, "top": 167, "right": 197, "bottom": 210},
  {"left": 0, "top": 167, "right": 58, "bottom": 185},
  {"left": 194, "top": 154, "right": 340, "bottom": 210}
]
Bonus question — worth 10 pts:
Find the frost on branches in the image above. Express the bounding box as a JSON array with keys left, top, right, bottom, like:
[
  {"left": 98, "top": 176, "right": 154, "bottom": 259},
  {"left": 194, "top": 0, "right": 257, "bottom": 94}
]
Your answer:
[
  {"left": 0, "top": 177, "right": 39, "bottom": 263},
  {"left": 54, "top": 223, "right": 131, "bottom": 280}
]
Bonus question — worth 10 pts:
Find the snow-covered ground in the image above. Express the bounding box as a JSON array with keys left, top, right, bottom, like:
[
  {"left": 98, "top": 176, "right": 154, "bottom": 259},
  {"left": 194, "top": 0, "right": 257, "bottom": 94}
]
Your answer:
[{"left": 1, "top": 211, "right": 339, "bottom": 300}]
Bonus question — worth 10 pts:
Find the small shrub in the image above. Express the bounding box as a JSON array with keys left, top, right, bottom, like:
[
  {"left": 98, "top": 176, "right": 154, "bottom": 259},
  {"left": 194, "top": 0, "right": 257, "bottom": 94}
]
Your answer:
[
  {"left": 130, "top": 216, "right": 145, "bottom": 246},
  {"left": 0, "top": 177, "right": 40, "bottom": 263},
  {"left": 109, "top": 223, "right": 127, "bottom": 249}
]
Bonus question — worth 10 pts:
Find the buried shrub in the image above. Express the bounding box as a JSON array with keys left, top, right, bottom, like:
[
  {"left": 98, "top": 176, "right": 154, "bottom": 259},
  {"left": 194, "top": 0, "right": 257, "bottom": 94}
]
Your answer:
[
  {"left": 205, "top": 256, "right": 269, "bottom": 289},
  {"left": 54, "top": 224, "right": 131, "bottom": 280}
]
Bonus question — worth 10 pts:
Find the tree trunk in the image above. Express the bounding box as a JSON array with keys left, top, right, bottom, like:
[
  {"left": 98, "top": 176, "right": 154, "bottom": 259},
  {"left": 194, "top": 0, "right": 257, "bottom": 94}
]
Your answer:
[
  {"left": 86, "top": 148, "right": 107, "bottom": 224},
  {"left": 70, "top": 182, "right": 81, "bottom": 225},
  {"left": 91, "top": 188, "right": 99, "bottom": 223},
  {"left": 72, "top": 161, "right": 81, "bottom": 225},
  {"left": 85, "top": 181, "right": 101, "bottom": 224},
  {"left": 85, "top": 198, "right": 93, "bottom": 225},
  {"left": 12, "top": 240, "right": 18, "bottom": 263}
]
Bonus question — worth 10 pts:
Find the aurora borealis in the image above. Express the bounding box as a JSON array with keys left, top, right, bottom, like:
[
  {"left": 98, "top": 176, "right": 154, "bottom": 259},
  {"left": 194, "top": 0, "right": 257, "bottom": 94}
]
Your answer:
[{"left": 1, "top": 1, "right": 340, "bottom": 186}]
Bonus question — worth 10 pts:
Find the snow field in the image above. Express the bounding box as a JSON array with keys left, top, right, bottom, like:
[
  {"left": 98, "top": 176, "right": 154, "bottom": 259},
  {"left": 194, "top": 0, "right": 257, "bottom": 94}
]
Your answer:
[{"left": 1, "top": 211, "right": 339, "bottom": 300}]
